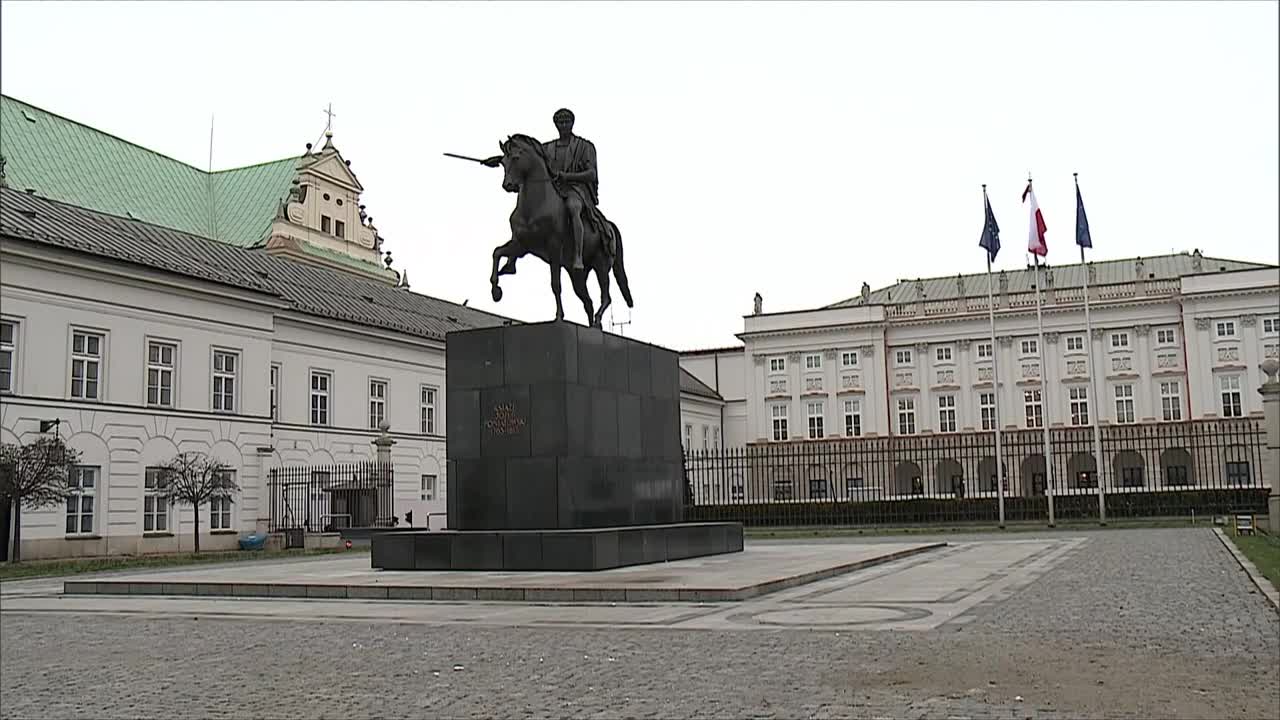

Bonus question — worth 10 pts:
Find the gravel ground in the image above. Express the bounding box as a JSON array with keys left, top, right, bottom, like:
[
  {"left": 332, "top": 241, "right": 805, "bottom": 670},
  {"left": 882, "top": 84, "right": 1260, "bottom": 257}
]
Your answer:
[{"left": 2, "top": 528, "right": 1276, "bottom": 720}]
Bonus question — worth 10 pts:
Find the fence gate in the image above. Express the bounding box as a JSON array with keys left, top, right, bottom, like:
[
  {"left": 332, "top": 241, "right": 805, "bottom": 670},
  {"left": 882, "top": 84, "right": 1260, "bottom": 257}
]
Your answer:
[{"left": 268, "top": 461, "right": 395, "bottom": 534}]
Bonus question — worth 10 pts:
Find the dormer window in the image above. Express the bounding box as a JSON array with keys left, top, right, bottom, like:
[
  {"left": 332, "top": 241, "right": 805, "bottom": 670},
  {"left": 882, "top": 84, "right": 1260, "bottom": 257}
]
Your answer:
[
  {"left": 337, "top": 198, "right": 344, "bottom": 206},
  {"left": 335, "top": 220, "right": 345, "bottom": 239},
  {"left": 323, "top": 193, "right": 331, "bottom": 201},
  {"left": 321, "top": 215, "right": 331, "bottom": 233}
]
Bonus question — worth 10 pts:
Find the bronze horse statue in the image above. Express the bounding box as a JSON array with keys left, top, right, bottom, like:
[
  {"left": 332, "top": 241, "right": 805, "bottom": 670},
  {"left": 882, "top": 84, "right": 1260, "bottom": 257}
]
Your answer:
[{"left": 488, "top": 134, "right": 632, "bottom": 328}]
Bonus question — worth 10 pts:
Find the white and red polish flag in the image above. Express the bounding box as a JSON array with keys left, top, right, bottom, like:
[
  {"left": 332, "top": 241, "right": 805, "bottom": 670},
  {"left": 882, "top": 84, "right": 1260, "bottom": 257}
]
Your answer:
[{"left": 1022, "top": 180, "right": 1048, "bottom": 256}]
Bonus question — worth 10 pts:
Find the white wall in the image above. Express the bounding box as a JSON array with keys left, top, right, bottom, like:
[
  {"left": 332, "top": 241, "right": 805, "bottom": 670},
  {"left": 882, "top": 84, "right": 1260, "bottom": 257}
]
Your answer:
[
  {"left": 1, "top": 241, "right": 455, "bottom": 559},
  {"left": 732, "top": 272, "right": 1278, "bottom": 446}
]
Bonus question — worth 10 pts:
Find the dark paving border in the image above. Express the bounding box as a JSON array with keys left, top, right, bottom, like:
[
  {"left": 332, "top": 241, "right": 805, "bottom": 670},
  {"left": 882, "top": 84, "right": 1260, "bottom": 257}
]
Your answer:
[{"left": 63, "top": 543, "right": 946, "bottom": 603}]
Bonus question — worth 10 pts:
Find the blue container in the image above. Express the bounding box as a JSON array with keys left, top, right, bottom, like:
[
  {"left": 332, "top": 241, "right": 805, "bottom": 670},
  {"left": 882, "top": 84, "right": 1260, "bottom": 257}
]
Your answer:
[{"left": 238, "top": 532, "right": 268, "bottom": 551}]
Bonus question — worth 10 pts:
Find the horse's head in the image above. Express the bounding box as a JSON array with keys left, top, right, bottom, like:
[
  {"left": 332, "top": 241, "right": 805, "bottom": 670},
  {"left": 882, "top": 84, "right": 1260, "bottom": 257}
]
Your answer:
[{"left": 499, "top": 134, "right": 545, "bottom": 193}]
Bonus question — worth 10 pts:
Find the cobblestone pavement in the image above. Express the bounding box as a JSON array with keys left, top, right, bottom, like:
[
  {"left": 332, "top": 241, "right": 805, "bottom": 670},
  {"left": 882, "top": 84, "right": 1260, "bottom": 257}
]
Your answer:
[{"left": 2, "top": 528, "right": 1277, "bottom": 719}]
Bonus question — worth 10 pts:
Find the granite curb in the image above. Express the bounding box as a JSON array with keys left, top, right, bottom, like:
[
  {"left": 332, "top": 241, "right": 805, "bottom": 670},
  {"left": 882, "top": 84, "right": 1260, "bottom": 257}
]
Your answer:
[
  {"left": 1213, "top": 527, "right": 1280, "bottom": 612},
  {"left": 63, "top": 542, "right": 946, "bottom": 603}
]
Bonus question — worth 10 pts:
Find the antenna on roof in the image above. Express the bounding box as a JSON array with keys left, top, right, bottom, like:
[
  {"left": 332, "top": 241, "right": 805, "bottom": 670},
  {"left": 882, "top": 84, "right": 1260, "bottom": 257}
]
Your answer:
[
  {"left": 608, "top": 306, "right": 632, "bottom": 336},
  {"left": 206, "top": 113, "right": 218, "bottom": 244}
]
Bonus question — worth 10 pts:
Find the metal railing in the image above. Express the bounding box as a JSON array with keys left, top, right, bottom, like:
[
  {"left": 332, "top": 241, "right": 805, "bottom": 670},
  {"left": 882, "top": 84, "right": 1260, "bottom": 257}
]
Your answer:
[
  {"left": 682, "top": 418, "right": 1269, "bottom": 526},
  {"left": 267, "top": 461, "right": 395, "bottom": 533}
]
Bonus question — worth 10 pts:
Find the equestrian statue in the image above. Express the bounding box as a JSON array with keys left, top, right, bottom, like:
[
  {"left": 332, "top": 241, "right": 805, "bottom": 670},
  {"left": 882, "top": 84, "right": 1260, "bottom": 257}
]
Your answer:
[{"left": 445, "top": 108, "right": 632, "bottom": 328}]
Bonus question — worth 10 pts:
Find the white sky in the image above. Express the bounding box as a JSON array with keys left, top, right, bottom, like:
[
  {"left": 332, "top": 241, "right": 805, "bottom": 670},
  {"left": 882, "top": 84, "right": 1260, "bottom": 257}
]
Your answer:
[{"left": 2, "top": 1, "right": 1277, "bottom": 351}]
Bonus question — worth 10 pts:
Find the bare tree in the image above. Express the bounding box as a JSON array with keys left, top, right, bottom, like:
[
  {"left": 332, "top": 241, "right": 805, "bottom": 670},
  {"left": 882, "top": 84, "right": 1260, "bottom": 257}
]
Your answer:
[
  {"left": 155, "top": 451, "right": 239, "bottom": 554},
  {"left": 0, "top": 436, "right": 81, "bottom": 562}
]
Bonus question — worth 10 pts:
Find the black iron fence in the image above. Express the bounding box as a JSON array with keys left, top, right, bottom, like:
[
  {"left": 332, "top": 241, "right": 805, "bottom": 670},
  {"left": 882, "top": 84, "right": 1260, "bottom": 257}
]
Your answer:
[
  {"left": 267, "top": 461, "right": 395, "bottom": 533},
  {"left": 682, "top": 418, "right": 1270, "bottom": 526}
]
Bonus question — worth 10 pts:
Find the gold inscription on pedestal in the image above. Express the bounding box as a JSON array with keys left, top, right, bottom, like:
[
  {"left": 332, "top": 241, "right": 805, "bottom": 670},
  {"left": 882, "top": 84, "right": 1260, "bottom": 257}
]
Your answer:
[{"left": 485, "top": 402, "right": 527, "bottom": 436}]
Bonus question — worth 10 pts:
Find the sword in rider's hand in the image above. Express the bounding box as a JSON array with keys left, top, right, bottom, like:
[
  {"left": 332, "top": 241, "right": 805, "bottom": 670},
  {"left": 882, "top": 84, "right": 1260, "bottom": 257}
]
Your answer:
[{"left": 444, "top": 152, "right": 502, "bottom": 167}]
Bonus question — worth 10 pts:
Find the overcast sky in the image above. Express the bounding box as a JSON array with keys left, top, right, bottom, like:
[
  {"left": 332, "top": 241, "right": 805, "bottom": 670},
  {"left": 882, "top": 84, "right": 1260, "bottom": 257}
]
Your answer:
[{"left": 3, "top": 1, "right": 1276, "bottom": 351}]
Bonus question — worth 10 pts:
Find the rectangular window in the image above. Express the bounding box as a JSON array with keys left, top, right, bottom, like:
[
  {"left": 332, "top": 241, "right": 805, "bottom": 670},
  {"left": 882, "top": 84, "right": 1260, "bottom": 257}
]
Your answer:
[
  {"left": 937, "top": 395, "right": 956, "bottom": 433},
  {"left": 808, "top": 477, "right": 829, "bottom": 500},
  {"left": 0, "top": 319, "right": 16, "bottom": 393},
  {"left": 1264, "top": 318, "right": 1278, "bottom": 334},
  {"left": 1216, "top": 320, "right": 1236, "bottom": 338},
  {"left": 421, "top": 474, "right": 437, "bottom": 501},
  {"left": 1160, "top": 381, "right": 1182, "bottom": 421},
  {"left": 420, "top": 385, "right": 437, "bottom": 434},
  {"left": 1157, "top": 329, "right": 1176, "bottom": 345},
  {"left": 368, "top": 379, "right": 387, "bottom": 429},
  {"left": 1024, "top": 389, "right": 1043, "bottom": 429},
  {"left": 684, "top": 423, "right": 692, "bottom": 451},
  {"left": 771, "top": 404, "right": 789, "bottom": 442},
  {"left": 1226, "top": 461, "right": 1252, "bottom": 486},
  {"left": 804, "top": 353, "right": 822, "bottom": 370},
  {"left": 146, "top": 341, "right": 176, "bottom": 407},
  {"left": 1068, "top": 386, "right": 1089, "bottom": 426},
  {"left": 1020, "top": 339, "right": 1038, "bottom": 355},
  {"left": 210, "top": 496, "right": 233, "bottom": 531},
  {"left": 979, "top": 392, "right": 996, "bottom": 430},
  {"left": 702, "top": 425, "right": 709, "bottom": 450},
  {"left": 713, "top": 426, "right": 720, "bottom": 449},
  {"left": 840, "top": 351, "right": 858, "bottom": 367},
  {"left": 70, "top": 330, "right": 103, "bottom": 400},
  {"left": 210, "top": 472, "right": 234, "bottom": 531},
  {"left": 1114, "top": 384, "right": 1135, "bottom": 424},
  {"left": 334, "top": 220, "right": 345, "bottom": 239},
  {"left": 806, "top": 401, "right": 824, "bottom": 439},
  {"left": 976, "top": 342, "right": 993, "bottom": 359},
  {"left": 1220, "top": 375, "right": 1243, "bottom": 417},
  {"left": 769, "top": 357, "right": 785, "bottom": 373},
  {"left": 270, "top": 364, "right": 280, "bottom": 421},
  {"left": 310, "top": 371, "right": 331, "bottom": 425},
  {"left": 66, "top": 466, "right": 97, "bottom": 535},
  {"left": 936, "top": 347, "right": 952, "bottom": 363},
  {"left": 895, "top": 349, "right": 913, "bottom": 365},
  {"left": 143, "top": 467, "right": 169, "bottom": 533},
  {"left": 212, "top": 350, "right": 237, "bottom": 413},
  {"left": 1066, "top": 335, "right": 1084, "bottom": 352},
  {"left": 843, "top": 399, "right": 861, "bottom": 437},
  {"left": 1111, "top": 332, "right": 1130, "bottom": 349},
  {"left": 897, "top": 398, "right": 916, "bottom": 435},
  {"left": 321, "top": 215, "right": 332, "bottom": 233}
]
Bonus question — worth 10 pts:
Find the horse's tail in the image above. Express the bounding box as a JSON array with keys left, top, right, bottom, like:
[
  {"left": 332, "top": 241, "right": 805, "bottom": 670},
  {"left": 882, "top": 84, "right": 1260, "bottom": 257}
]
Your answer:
[{"left": 610, "top": 222, "right": 633, "bottom": 308}]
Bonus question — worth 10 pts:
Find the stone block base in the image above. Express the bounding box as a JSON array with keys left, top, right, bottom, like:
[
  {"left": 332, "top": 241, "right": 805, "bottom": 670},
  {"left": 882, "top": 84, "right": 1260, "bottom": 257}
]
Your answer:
[{"left": 370, "top": 522, "right": 744, "bottom": 571}]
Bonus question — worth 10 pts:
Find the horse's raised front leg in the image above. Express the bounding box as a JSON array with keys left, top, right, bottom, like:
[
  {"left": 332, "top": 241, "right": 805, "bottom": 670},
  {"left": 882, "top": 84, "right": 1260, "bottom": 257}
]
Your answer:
[
  {"left": 570, "top": 269, "right": 594, "bottom": 326},
  {"left": 593, "top": 257, "right": 613, "bottom": 328},
  {"left": 491, "top": 237, "right": 518, "bottom": 302}
]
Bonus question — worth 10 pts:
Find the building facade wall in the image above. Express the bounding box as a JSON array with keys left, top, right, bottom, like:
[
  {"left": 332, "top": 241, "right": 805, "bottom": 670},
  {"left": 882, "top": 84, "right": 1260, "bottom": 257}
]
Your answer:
[
  {"left": 735, "top": 272, "right": 1278, "bottom": 448},
  {"left": 0, "top": 245, "right": 454, "bottom": 559}
]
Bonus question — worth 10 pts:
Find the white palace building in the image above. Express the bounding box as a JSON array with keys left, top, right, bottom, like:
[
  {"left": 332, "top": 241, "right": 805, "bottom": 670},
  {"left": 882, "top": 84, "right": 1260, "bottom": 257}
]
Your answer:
[
  {"left": 0, "top": 95, "right": 735, "bottom": 561},
  {"left": 679, "top": 254, "right": 1279, "bottom": 507}
]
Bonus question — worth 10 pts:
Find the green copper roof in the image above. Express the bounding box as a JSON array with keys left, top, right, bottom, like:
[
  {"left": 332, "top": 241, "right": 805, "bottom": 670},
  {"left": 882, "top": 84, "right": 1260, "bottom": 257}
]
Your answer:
[{"left": 0, "top": 94, "right": 301, "bottom": 247}]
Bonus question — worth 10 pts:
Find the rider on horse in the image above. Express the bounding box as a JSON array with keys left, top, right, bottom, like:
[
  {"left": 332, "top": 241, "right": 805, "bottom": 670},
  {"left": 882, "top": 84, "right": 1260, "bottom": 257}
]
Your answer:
[{"left": 484, "top": 108, "right": 615, "bottom": 270}]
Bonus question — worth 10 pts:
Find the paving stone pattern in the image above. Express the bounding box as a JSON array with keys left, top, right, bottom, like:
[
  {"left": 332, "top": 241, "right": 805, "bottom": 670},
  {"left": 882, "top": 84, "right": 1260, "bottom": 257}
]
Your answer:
[{"left": 2, "top": 529, "right": 1277, "bottom": 719}]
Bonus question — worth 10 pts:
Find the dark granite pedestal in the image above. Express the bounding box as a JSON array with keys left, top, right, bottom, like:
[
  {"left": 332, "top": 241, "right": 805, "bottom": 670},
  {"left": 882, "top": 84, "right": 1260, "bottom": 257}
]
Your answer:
[
  {"left": 371, "top": 320, "right": 744, "bottom": 572},
  {"left": 371, "top": 522, "right": 744, "bottom": 571}
]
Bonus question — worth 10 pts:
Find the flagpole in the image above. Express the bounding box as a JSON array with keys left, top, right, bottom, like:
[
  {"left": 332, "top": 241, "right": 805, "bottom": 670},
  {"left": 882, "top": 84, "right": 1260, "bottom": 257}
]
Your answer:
[
  {"left": 1076, "top": 172, "right": 1107, "bottom": 525},
  {"left": 1033, "top": 252, "right": 1055, "bottom": 526},
  {"left": 986, "top": 248, "right": 1006, "bottom": 529},
  {"left": 1027, "top": 174, "right": 1056, "bottom": 527}
]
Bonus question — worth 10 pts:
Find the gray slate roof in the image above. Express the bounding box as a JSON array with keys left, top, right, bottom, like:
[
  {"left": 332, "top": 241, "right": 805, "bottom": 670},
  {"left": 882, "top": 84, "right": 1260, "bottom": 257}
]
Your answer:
[
  {"left": 826, "top": 252, "right": 1275, "bottom": 308},
  {"left": 0, "top": 187, "right": 511, "bottom": 341},
  {"left": 679, "top": 367, "right": 723, "bottom": 401}
]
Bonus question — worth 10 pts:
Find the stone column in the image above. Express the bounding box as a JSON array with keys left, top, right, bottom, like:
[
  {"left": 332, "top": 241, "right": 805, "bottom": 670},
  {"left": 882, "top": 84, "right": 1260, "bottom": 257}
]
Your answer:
[{"left": 1259, "top": 359, "right": 1280, "bottom": 533}]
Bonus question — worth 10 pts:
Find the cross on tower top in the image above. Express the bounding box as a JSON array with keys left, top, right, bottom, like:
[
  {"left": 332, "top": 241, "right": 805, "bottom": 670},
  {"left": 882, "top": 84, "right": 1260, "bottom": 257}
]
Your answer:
[{"left": 323, "top": 103, "right": 337, "bottom": 136}]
